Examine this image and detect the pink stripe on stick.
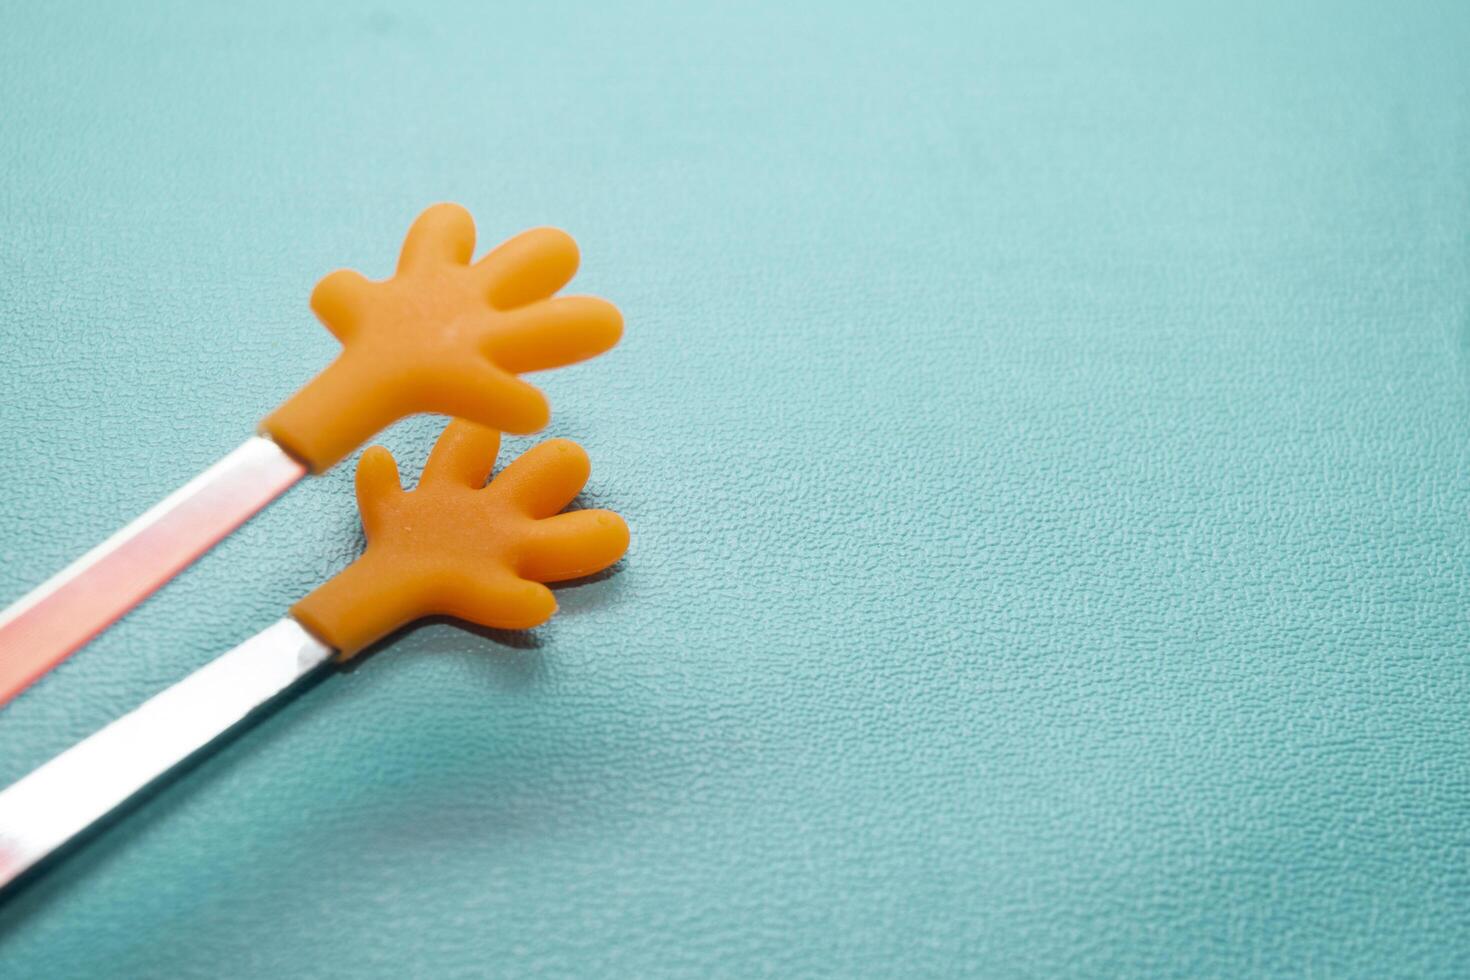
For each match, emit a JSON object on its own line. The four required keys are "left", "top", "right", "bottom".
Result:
{"left": 0, "top": 438, "right": 306, "bottom": 708}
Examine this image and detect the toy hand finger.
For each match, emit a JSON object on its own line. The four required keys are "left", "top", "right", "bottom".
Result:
{"left": 442, "top": 573, "right": 557, "bottom": 631}
{"left": 487, "top": 296, "right": 623, "bottom": 374}
{"left": 519, "top": 509, "right": 629, "bottom": 582}
{"left": 419, "top": 419, "right": 501, "bottom": 489}
{"left": 474, "top": 227, "right": 579, "bottom": 310}
{"left": 488, "top": 439, "right": 591, "bottom": 518}
{"left": 310, "top": 269, "right": 375, "bottom": 342}
{"left": 420, "top": 362, "right": 550, "bottom": 435}
{"left": 396, "top": 202, "right": 475, "bottom": 275}
{"left": 354, "top": 445, "right": 403, "bottom": 534}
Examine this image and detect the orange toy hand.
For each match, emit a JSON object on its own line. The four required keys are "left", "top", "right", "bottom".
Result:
{"left": 292, "top": 420, "right": 629, "bottom": 657}
{"left": 262, "top": 204, "right": 623, "bottom": 472}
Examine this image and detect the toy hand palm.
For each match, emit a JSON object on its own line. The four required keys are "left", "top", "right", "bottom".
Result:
{"left": 292, "top": 420, "right": 629, "bottom": 656}
{"left": 263, "top": 204, "right": 623, "bottom": 471}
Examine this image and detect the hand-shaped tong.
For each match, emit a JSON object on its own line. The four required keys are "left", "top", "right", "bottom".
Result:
{"left": 0, "top": 205, "right": 622, "bottom": 705}
{"left": 0, "top": 420, "right": 629, "bottom": 893}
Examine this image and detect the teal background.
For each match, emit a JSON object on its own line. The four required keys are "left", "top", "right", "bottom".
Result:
{"left": 2, "top": 0, "right": 1469, "bottom": 975}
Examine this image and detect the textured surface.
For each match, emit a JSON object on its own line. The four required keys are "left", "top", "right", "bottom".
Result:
{"left": 2, "top": 0, "right": 1469, "bottom": 976}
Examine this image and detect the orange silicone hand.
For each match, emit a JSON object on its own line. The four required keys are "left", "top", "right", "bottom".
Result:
{"left": 291, "top": 420, "right": 629, "bottom": 657}
{"left": 261, "top": 204, "right": 623, "bottom": 471}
